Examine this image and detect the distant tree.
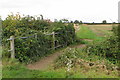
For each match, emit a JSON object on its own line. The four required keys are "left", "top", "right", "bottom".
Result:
{"left": 74, "top": 20, "right": 79, "bottom": 24}
{"left": 59, "top": 20, "right": 62, "bottom": 23}
{"left": 80, "top": 21, "right": 83, "bottom": 24}
{"left": 61, "top": 19, "right": 69, "bottom": 23}
{"left": 113, "top": 22, "right": 116, "bottom": 24}
{"left": 102, "top": 20, "right": 107, "bottom": 24}
{"left": 70, "top": 21, "right": 73, "bottom": 23}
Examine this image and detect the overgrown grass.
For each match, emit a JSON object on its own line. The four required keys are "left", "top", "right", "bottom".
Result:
{"left": 53, "top": 48, "right": 119, "bottom": 78}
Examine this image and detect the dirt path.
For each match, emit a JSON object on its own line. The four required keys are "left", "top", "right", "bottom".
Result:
{"left": 27, "top": 44, "right": 86, "bottom": 70}
{"left": 27, "top": 50, "right": 64, "bottom": 70}
{"left": 27, "top": 25, "right": 92, "bottom": 70}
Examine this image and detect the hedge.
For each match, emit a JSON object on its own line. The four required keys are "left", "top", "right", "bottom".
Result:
{"left": 2, "top": 14, "right": 76, "bottom": 63}
{"left": 85, "top": 25, "right": 120, "bottom": 64}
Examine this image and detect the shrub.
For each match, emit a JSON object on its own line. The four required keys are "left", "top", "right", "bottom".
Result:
{"left": 54, "top": 48, "right": 79, "bottom": 69}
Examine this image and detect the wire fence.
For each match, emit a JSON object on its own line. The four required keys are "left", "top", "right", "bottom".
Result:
{"left": 7, "top": 31, "right": 73, "bottom": 59}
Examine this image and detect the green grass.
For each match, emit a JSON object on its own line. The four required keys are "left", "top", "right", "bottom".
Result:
{"left": 76, "top": 25, "right": 104, "bottom": 42}
{"left": 2, "top": 61, "right": 119, "bottom": 78}
{"left": 3, "top": 67, "right": 66, "bottom": 78}
{"left": 76, "top": 25, "right": 99, "bottom": 39}
{"left": 2, "top": 60, "right": 66, "bottom": 78}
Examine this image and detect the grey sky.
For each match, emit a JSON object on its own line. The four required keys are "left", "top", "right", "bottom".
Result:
{"left": 0, "top": 0, "right": 119, "bottom": 22}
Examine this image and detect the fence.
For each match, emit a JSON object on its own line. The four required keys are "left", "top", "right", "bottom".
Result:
{"left": 7, "top": 31, "right": 70, "bottom": 59}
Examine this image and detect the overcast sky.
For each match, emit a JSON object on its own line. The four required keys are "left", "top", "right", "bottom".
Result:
{"left": 0, "top": 0, "right": 119, "bottom": 23}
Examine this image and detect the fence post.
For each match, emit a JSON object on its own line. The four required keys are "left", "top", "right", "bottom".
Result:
{"left": 10, "top": 36, "right": 15, "bottom": 59}
{"left": 52, "top": 32, "right": 55, "bottom": 50}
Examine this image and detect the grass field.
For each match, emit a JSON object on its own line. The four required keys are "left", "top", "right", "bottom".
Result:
{"left": 76, "top": 25, "right": 105, "bottom": 45}
{"left": 76, "top": 24, "right": 114, "bottom": 44}
{"left": 87, "top": 25, "right": 113, "bottom": 37}
{"left": 76, "top": 25, "right": 103, "bottom": 40}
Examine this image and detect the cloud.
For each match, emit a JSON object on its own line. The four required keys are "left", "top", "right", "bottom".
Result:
{"left": 0, "top": 0, "right": 119, "bottom": 22}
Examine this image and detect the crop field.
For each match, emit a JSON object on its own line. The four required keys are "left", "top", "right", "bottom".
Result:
{"left": 76, "top": 25, "right": 110, "bottom": 43}
{"left": 1, "top": 14, "right": 120, "bottom": 78}
{"left": 87, "top": 25, "right": 113, "bottom": 37}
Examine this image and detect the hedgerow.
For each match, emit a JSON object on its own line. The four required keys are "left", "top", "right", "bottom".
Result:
{"left": 85, "top": 25, "right": 120, "bottom": 64}
{"left": 2, "top": 13, "right": 75, "bottom": 63}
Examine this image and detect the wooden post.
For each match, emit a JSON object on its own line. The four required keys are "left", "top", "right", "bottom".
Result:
{"left": 10, "top": 36, "right": 15, "bottom": 59}
{"left": 52, "top": 32, "right": 55, "bottom": 50}
{"left": 0, "top": 17, "right": 2, "bottom": 46}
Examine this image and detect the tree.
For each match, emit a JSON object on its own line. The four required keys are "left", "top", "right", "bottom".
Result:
{"left": 74, "top": 20, "right": 79, "bottom": 24}
{"left": 80, "top": 21, "right": 83, "bottom": 24}
{"left": 113, "top": 22, "right": 116, "bottom": 24}
{"left": 102, "top": 20, "right": 107, "bottom": 24}
{"left": 70, "top": 21, "right": 73, "bottom": 23}
{"left": 61, "top": 19, "right": 69, "bottom": 23}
